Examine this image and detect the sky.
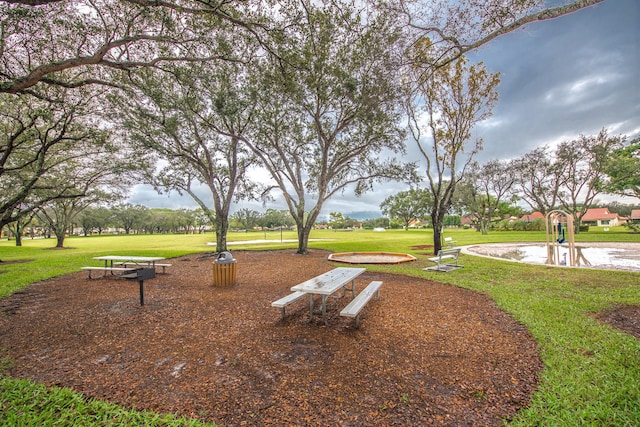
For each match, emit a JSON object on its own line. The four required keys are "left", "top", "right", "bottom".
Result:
{"left": 128, "top": 0, "right": 640, "bottom": 220}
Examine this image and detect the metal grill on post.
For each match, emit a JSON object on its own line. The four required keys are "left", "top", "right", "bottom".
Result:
{"left": 122, "top": 268, "right": 156, "bottom": 305}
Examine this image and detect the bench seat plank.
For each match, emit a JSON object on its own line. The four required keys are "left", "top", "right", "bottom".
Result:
{"left": 272, "top": 291, "right": 307, "bottom": 319}
{"left": 428, "top": 254, "right": 455, "bottom": 262}
{"left": 340, "top": 281, "right": 382, "bottom": 328}
{"left": 114, "top": 262, "right": 172, "bottom": 273}
{"left": 81, "top": 266, "right": 137, "bottom": 279}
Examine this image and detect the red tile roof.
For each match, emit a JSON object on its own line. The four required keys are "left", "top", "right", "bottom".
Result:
{"left": 581, "top": 208, "right": 619, "bottom": 221}
{"left": 520, "top": 212, "right": 544, "bottom": 221}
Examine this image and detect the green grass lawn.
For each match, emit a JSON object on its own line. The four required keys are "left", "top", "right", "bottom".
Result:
{"left": 1, "top": 228, "right": 639, "bottom": 426}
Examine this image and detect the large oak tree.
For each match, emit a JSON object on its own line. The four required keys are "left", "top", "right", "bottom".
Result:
{"left": 0, "top": 87, "right": 126, "bottom": 230}
{"left": 245, "top": 0, "right": 416, "bottom": 254}
{"left": 112, "top": 56, "right": 260, "bottom": 251}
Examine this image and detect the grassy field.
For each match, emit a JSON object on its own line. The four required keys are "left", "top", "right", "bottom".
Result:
{"left": 1, "top": 228, "right": 639, "bottom": 426}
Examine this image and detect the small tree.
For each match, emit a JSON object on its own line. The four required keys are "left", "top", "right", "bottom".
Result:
{"left": 603, "top": 136, "right": 640, "bottom": 201}
{"left": 405, "top": 54, "right": 500, "bottom": 254}
{"left": 458, "top": 160, "right": 516, "bottom": 235}
{"left": 260, "top": 209, "right": 294, "bottom": 230}
{"left": 512, "top": 146, "right": 562, "bottom": 216}
{"left": 555, "top": 129, "right": 624, "bottom": 233}
{"left": 232, "top": 208, "right": 261, "bottom": 231}
{"left": 329, "top": 212, "right": 346, "bottom": 230}
{"left": 380, "top": 189, "right": 432, "bottom": 230}
{"left": 6, "top": 212, "right": 37, "bottom": 247}
{"left": 113, "top": 204, "right": 149, "bottom": 235}
{"left": 37, "top": 187, "right": 121, "bottom": 248}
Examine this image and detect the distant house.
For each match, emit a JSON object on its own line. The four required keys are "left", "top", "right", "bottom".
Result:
{"left": 520, "top": 212, "right": 544, "bottom": 222}
{"left": 460, "top": 215, "right": 477, "bottom": 226}
{"left": 408, "top": 218, "right": 422, "bottom": 228}
{"left": 580, "top": 208, "right": 623, "bottom": 227}
{"left": 630, "top": 209, "right": 640, "bottom": 224}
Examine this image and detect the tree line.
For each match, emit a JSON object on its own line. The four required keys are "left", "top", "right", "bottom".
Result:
{"left": 1, "top": 0, "right": 617, "bottom": 255}
{"left": 1, "top": 204, "right": 307, "bottom": 246}
{"left": 381, "top": 131, "right": 640, "bottom": 236}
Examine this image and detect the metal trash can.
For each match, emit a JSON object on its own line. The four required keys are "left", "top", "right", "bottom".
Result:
{"left": 212, "top": 251, "right": 237, "bottom": 287}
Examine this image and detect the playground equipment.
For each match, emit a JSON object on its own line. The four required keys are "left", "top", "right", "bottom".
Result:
{"left": 545, "top": 210, "right": 577, "bottom": 266}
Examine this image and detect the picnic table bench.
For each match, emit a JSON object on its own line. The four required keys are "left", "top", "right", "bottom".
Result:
{"left": 81, "top": 266, "right": 137, "bottom": 279}
{"left": 271, "top": 267, "right": 365, "bottom": 324}
{"left": 83, "top": 255, "right": 167, "bottom": 279}
{"left": 114, "top": 261, "right": 172, "bottom": 274}
{"left": 272, "top": 269, "right": 384, "bottom": 327}
{"left": 271, "top": 291, "right": 307, "bottom": 319}
{"left": 425, "top": 248, "right": 463, "bottom": 272}
{"left": 340, "top": 281, "right": 382, "bottom": 328}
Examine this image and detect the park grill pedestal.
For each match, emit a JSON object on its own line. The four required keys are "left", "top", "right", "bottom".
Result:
{"left": 121, "top": 268, "right": 156, "bottom": 305}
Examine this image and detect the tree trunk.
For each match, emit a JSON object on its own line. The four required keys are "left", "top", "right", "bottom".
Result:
{"left": 56, "top": 235, "right": 65, "bottom": 248}
{"left": 297, "top": 224, "right": 311, "bottom": 255}
{"left": 432, "top": 221, "right": 443, "bottom": 255}
{"left": 573, "top": 214, "right": 581, "bottom": 234}
{"left": 296, "top": 208, "right": 321, "bottom": 255}
{"left": 480, "top": 219, "right": 489, "bottom": 235}
{"left": 432, "top": 224, "right": 443, "bottom": 255}
{"left": 432, "top": 200, "right": 452, "bottom": 255}
{"left": 215, "top": 216, "right": 229, "bottom": 252}
{"left": 14, "top": 221, "right": 23, "bottom": 247}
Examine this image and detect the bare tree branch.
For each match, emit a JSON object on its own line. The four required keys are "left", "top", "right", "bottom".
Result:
{"left": 456, "top": 0, "right": 606, "bottom": 58}
{"left": 400, "top": 0, "right": 606, "bottom": 70}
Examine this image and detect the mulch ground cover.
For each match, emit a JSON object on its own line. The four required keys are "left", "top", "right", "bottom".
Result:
{"left": 2, "top": 248, "right": 628, "bottom": 426}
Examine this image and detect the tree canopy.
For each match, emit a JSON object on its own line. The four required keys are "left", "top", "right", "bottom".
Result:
{"left": 1, "top": 0, "right": 610, "bottom": 244}
{"left": 0, "top": 87, "right": 129, "bottom": 230}
{"left": 244, "top": 1, "right": 416, "bottom": 254}
{"left": 603, "top": 136, "right": 640, "bottom": 201}
{"left": 380, "top": 188, "right": 432, "bottom": 230}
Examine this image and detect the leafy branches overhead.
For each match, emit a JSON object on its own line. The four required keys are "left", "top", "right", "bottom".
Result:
{"left": 1, "top": 0, "right": 604, "bottom": 97}
{"left": 0, "top": 87, "right": 127, "bottom": 230}
{"left": 0, "top": 0, "right": 265, "bottom": 96}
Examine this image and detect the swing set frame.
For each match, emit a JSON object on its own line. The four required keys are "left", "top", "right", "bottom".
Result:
{"left": 545, "top": 210, "right": 577, "bottom": 266}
